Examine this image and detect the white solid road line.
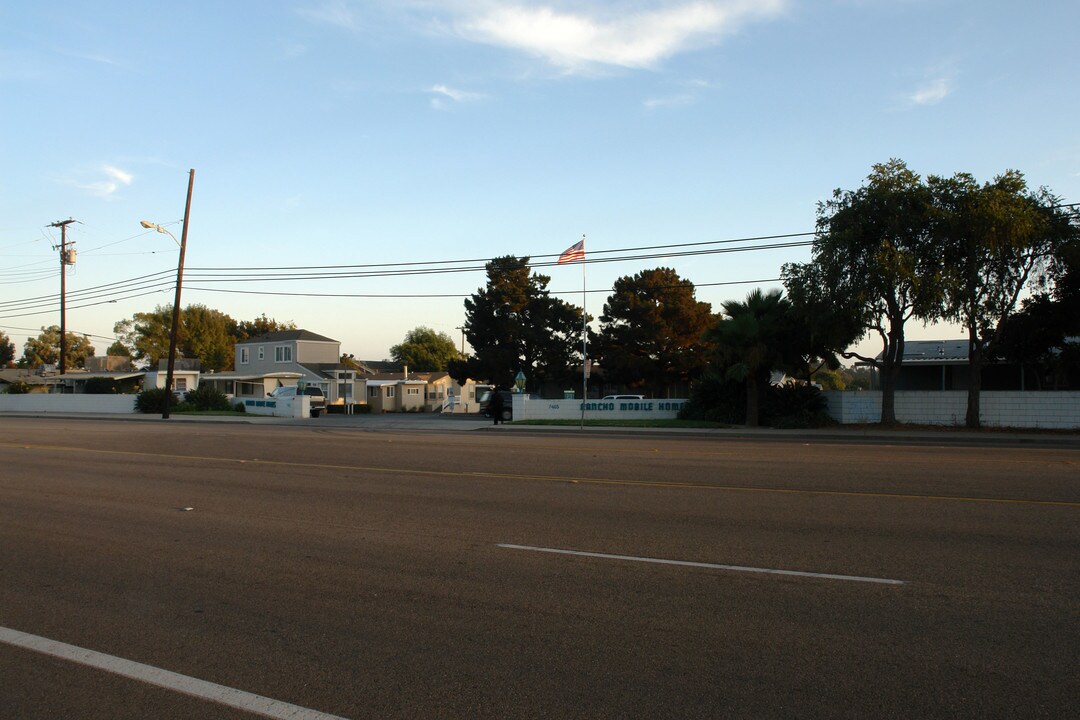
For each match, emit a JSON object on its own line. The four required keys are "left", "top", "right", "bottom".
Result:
{"left": 498, "top": 544, "right": 906, "bottom": 586}
{"left": 0, "top": 626, "right": 350, "bottom": 720}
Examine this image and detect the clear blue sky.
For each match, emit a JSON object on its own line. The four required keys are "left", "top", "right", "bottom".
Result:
{"left": 2, "top": 1, "right": 1078, "bottom": 362}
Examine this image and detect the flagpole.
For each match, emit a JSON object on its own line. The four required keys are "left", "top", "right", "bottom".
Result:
{"left": 580, "top": 234, "right": 587, "bottom": 430}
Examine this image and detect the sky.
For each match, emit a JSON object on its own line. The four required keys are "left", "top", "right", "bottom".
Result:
{"left": 2, "top": 0, "right": 1078, "bottom": 364}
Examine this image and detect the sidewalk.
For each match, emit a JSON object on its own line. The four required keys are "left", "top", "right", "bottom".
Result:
{"left": 3, "top": 410, "right": 1078, "bottom": 448}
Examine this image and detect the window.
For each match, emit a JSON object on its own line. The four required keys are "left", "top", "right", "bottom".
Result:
{"left": 175, "top": 378, "right": 187, "bottom": 391}
{"left": 407, "top": 387, "right": 420, "bottom": 396}
{"left": 258, "top": 347, "right": 265, "bottom": 360}
{"left": 386, "top": 386, "right": 395, "bottom": 398}
{"left": 275, "top": 346, "right": 292, "bottom": 362}
{"left": 240, "top": 347, "right": 249, "bottom": 364}
{"left": 369, "top": 387, "right": 378, "bottom": 398}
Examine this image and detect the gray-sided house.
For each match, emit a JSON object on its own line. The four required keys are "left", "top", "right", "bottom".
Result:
{"left": 200, "top": 330, "right": 359, "bottom": 404}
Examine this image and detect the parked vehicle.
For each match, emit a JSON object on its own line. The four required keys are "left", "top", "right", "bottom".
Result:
{"left": 602, "top": 394, "right": 645, "bottom": 400}
{"left": 480, "top": 389, "right": 514, "bottom": 421}
{"left": 270, "top": 385, "right": 326, "bottom": 417}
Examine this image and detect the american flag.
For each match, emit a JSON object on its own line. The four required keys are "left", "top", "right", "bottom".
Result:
{"left": 558, "top": 238, "right": 585, "bottom": 264}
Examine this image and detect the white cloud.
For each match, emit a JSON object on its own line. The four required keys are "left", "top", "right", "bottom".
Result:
{"left": 431, "top": 84, "right": 484, "bottom": 102}
{"left": 56, "top": 49, "right": 120, "bottom": 67}
{"left": 445, "top": 1, "right": 789, "bottom": 72}
{"left": 76, "top": 165, "right": 134, "bottom": 199}
{"left": 104, "top": 166, "right": 133, "bottom": 186}
{"left": 297, "top": 0, "right": 359, "bottom": 30}
{"left": 644, "top": 94, "right": 696, "bottom": 109}
{"left": 908, "top": 77, "right": 951, "bottom": 106}
{"left": 429, "top": 84, "right": 486, "bottom": 109}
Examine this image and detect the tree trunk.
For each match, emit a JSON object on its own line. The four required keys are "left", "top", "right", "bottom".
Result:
{"left": 745, "top": 377, "right": 760, "bottom": 427}
{"left": 965, "top": 329, "right": 983, "bottom": 429}
{"left": 879, "top": 360, "right": 897, "bottom": 426}
{"left": 879, "top": 328, "right": 904, "bottom": 427}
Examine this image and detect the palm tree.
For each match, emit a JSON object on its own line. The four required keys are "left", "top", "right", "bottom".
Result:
{"left": 709, "top": 289, "right": 794, "bottom": 426}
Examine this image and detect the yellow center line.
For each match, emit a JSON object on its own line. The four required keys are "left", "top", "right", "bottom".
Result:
{"left": 3, "top": 441, "right": 1078, "bottom": 508}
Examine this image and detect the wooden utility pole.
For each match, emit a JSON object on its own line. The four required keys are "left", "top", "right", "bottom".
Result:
{"left": 49, "top": 218, "right": 76, "bottom": 376}
{"left": 162, "top": 169, "right": 195, "bottom": 420}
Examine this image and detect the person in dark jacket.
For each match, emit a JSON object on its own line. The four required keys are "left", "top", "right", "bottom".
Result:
{"left": 488, "top": 387, "right": 505, "bottom": 425}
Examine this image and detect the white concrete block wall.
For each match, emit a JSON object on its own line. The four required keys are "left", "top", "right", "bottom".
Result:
{"left": 0, "top": 394, "right": 136, "bottom": 413}
{"left": 822, "top": 391, "right": 1080, "bottom": 429}
{"left": 513, "top": 394, "right": 687, "bottom": 421}
{"left": 239, "top": 395, "right": 308, "bottom": 418}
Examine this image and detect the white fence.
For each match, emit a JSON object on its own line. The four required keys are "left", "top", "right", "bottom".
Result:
{"left": 0, "top": 394, "right": 137, "bottom": 414}
{"left": 823, "top": 391, "right": 1080, "bottom": 429}
{"left": 0, "top": 393, "right": 308, "bottom": 418}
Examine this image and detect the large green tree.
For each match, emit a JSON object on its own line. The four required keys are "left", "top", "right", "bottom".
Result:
{"left": 390, "top": 326, "right": 461, "bottom": 371}
{"left": 18, "top": 326, "right": 96, "bottom": 369}
{"left": 930, "top": 170, "right": 1077, "bottom": 426}
{"left": 0, "top": 330, "right": 15, "bottom": 367}
{"left": 114, "top": 307, "right": 295, "bottom": 371}
{"left": 113, "top": 306, "right": 172, "bottom": 365}
{"left": 708, "top": 289, "right": 798, "bottom": 427}
{"left": 460, "top": 256, "right": 584, "bottom": 391}
{"left": 595, "top": 268, "right": 713, "bottom": 395}
{"left": 783, "top": 159, "right": 939, "bottom": 425}
{"left": 234, "top": 314, "right": 297, "bottom": 340}
{"left": 780, "top": 261, "right": 862, "bottom": 380}
{"left": 995, "top": 221, "right": 1080, "bottom": 390}
{"left": 182, "top": 305, "right": 236, "bottom": 371}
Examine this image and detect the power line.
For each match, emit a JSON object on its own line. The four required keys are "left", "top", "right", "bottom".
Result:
{"left": 184, "top": 277, "right": 782, "bottom": 300}
{"left": 179, "top": 239, "right": 812, "bottom": 284}
{"left": 185, "top": 231, "right": 815, "bottom": 273}
{"left": 0, "top": 323, "right": 116, "bottom": 343}
{"left": 0, "top": 270, "right": 59, "bottom": 285}
{"left": 0, "top": 269, "right": 175, "bottom": 310}
{"left": 0, "top": 287, "right": 173, "bottom": 320}
{"left": 0, "top": 233, "right": 807, "bottom": 316}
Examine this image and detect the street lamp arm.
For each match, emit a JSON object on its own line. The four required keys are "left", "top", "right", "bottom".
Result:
{"left": 140, "top": 220, "right": 180, "bottom": 246}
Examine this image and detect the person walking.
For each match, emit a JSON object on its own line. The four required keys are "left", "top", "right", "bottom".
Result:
{"left": 488, "top": 388, "right": 505, "bottom": 425}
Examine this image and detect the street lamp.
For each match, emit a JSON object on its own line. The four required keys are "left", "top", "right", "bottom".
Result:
{"left": 140, "top": 220, "right": 180, "bottom": 246}
{"left": 141, "top": 168, "right": 195, "bottom": 419}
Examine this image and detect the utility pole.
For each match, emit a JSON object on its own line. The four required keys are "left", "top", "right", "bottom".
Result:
{"left": 162, "top": 169, "right": 195, "bottom": 420}
{"left": 49, "top": 218, "right": 76, "bottom": 377}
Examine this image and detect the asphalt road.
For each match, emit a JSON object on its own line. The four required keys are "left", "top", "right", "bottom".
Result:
{"left": 1, "top": 418, "right": 1077, "bottom": 719}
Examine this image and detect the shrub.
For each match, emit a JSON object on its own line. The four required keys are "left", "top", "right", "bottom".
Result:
{"left": 182, "top": 384, "right": 233, "bottom": 411}
{"left": 135, "top": 387, "right": 178, "bottom": 414}
{"left": 5, "top": 380, "right": 32, "bottom": 394}
{"left": 761, "top": 383, "right": 833, "bottom": 428}
{"left": 234, "top": 402, "right": 246, "bottom": 413}
{"left": 678, "top": 372, "right": 745, "bottom": 423}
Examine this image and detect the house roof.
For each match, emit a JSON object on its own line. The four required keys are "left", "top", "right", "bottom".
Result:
{"left": 56, "top": 372, "right": 145, "bottom": 381}
{"left": 873, "top": 340, "right": 970, "bottom": 365}
{"left": 299, "top": 362, "right": 348, "bottom": 379}
{"left": 236, "top": 330, "right": 338, "bottom": 345}
{"left": 0, "top": 370, "right": 54, "bottom": 385}
{"left": 368, "top": 371, "right": 450, "bottom": 382}
{"left": 200, "top": 371, "right": 303, "bottom": 381}
{"left": 355, "top": 360, "right": 403, "bottom": 375}
{"left": 366, "top": 378, "right": 427, "bottom": 387}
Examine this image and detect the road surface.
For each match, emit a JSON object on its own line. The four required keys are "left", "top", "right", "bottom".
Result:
{"left": 1, "top": 418, "right": 1077, "bottom": 718}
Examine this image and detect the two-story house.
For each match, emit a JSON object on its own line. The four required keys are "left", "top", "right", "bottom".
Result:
{"left": 201, "top": 330, "right": 360, "bottom": 404}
